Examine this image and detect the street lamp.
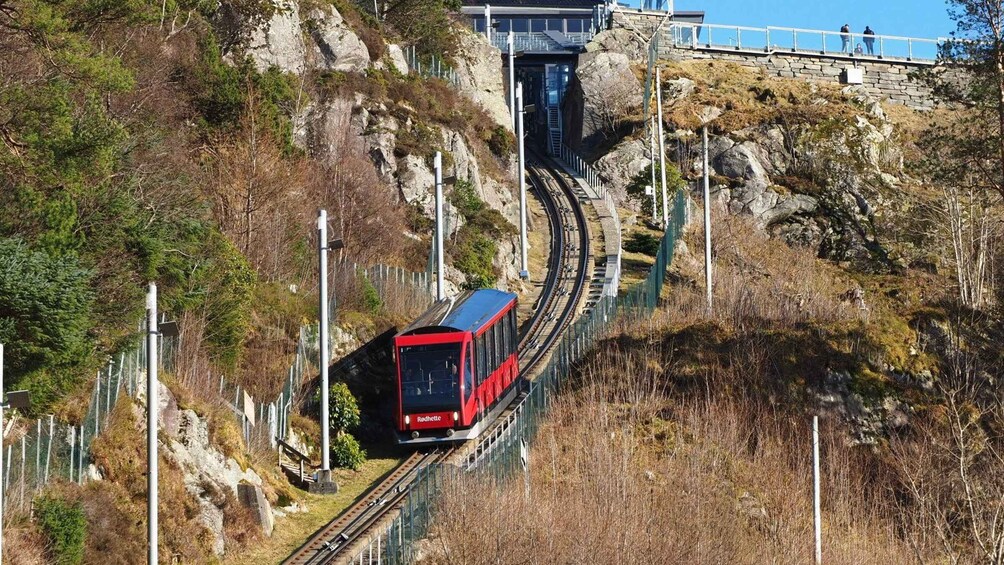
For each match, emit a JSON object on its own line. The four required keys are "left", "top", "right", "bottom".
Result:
{"left": 0, "top": 343, "right": 30, "bottom": 565}
{"left": 516, "top": 83, "right": 532, "bottom": 280}
{"left": 145, "top": 282, "right": 177, "bottom": 564}
{"left": 316, "top": 210, "right": 344, "bottom": 488}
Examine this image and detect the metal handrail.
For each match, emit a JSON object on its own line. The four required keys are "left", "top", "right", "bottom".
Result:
{"left": 665, "top": 21, "right": 941, "bottom": 62}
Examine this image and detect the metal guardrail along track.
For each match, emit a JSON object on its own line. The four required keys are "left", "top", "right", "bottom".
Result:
{"left": 283, "top": 145, "right": 594, "bottom": 564}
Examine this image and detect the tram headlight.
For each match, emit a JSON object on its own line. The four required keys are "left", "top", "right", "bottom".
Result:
{"left": 404, "top": 415, "right": 410, "bottom": 425}
{"left": 453, "top": 411, "right": 459, "bottom": 422}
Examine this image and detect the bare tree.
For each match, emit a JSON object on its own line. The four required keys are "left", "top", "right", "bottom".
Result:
{"left": 204, "top": 78, "right": 304, "bottom": 275}
{"left": 940, "top": 182, "right": 1001, "bottom": 308}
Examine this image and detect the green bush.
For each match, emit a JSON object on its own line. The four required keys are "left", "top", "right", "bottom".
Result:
{"left": 35, "top": 495, "right": 87, "bottom": 565}
{"left": 455, "top": 229, "right": 497, "bottom": 289}
{"left": 360, "top": 274, "right": 383, "bottom": 314}
{"left": 330, "top": 433, "right": 366, "bottom": 470}
{"left": 0, "top": 238, "right": 93, "bottom": 411}
{"left": 328, "top": 382, "right": 361, "bottom": 433}
{"left": 487, "top": 126, "right": 515, "bottom": 158}
{"left": 624, "top": 233, "right": 662, "bottom": 256}
{"left": 626, "top": 163, "right": 685, "bottom": 218}
{"left": 450, "top": 179, "right": 484, "bottom": 218}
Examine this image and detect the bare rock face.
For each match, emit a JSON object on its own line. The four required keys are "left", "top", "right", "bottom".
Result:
{"left": 246, "top": 2, "right": 307, "bottom": 74}
{"left": 593, "top": 138, "right": 651, "bottom": 208}
{"left": 169, "top": 408, "right": 274, "bottom": 553}
{"left": 245, "top": 1, "right": 370, "bottom": 74}
{"left": 305, "top": 6, "right": 371, "bottom": 72}
{"left": 453, "top": 32, "right": 512, "bottom": 129}
{"left": 585, "top": 28, "right": 649, "bottom": 62}
{"left": 387, "top": 44, "right": 409, "bottom": 76}
{"left": 131, "top": 377, "right": 274, "bottom": 555}
{"left": 564, "top": 51, "right": 643, "bottom": 154}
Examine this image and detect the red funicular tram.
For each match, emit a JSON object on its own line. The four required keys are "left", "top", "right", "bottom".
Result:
{"left": 395, "top": 289, "right": 520, "bottom": 444}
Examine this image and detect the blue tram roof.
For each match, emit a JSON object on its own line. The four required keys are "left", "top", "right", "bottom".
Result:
{"left": 398, "top": 289, "right": 516, "bottom": 337}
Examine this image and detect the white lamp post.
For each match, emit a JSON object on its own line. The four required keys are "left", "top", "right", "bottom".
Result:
{"left": 0, "top": 345, "right": 30, "bottom": 565}
{"left": 434, "top": 152, "right": 446, "bottom": 299}
{"left": 517, "top": 82, "right": 529, "bottom": 280}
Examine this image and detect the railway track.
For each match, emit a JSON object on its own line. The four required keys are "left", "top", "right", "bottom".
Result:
{"left": 283, "top": 147, "right": 594, "bottom": 564}
{"left": 283, "top": 449, "right": 449, "bottom": 564}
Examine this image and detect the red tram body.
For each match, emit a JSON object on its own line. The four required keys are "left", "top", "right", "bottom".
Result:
{"left": 395, "top": 289, "right": 520, "bottom": 444}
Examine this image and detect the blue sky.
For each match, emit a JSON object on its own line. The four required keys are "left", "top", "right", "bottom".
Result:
{"left": 672, "top": 0, "right": 956, "bottom": 40}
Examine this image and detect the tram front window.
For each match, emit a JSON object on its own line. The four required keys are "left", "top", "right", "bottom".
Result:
{"left": 399, "top": 343, "right": 462, "bottom": 413}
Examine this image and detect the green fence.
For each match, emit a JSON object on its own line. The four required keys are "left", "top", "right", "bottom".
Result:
{"left": 349, "top": 189, "right": 689, "bottom": 563}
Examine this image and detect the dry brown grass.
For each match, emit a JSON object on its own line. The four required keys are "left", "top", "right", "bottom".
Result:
{"left": 424, "top": 341, "right": 920, "bottom": 564}
{"left": 653, "top": 60, "right": 861, "bottom": 134}
{"left": 1, "top": 521, "right": 49, "bottom": 565}
{"left": 662, "top": 209, "right": 862, "bottom": 331}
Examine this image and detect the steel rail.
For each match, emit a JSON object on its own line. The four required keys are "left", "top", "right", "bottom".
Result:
{"left": 283, "top": 145, "right": 595, "bottom": 565}
{"left": 282, "top": 449, "right": 449, "bottom": 565}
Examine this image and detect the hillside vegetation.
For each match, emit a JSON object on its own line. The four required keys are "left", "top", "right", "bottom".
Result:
{"left": 424, "top": 4, "right": 1004, "bottom": 561}
{"left": 0, "top": 0, "right": 518, "bottom": 560}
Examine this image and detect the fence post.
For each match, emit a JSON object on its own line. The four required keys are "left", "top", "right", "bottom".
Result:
{"left": 69, "top": 426, "right": 75, "bottom": 483}
{"left": 35, "top": 419, "right": 41, "bottom": 486}
{"left": 78, "top": 425, "right": 84, "bottom": 483}
{"left": 45, "top": 415, "right": 53, "bottom": 482}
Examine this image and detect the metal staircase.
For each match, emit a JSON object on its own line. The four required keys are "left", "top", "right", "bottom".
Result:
{"left": 547, "top": 105, "right": 562, "bottom": 155}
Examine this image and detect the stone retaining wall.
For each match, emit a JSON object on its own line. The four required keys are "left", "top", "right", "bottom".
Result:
{"left": 612, "top": 11, "right": 939, "bottom": 110}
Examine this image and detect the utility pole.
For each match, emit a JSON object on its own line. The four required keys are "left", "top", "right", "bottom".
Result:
{"left": 434, "top": 152, "right": 446, "bottom": 299}
{"left": 146, "top": 283, "right": 158, "bottom": 565}
{"left": 649, "top": 117, "right": 658, "bottom": 222}
{"left": 508, "top": 30, "right": 516, "bottom": 132}
{"left": 702, "top": 125, "right": 712, "bottom": 314}
{"left": 0, "top": 343, "right": 4, "bottom": 565}
{"left": 517, "top": 82, "right": 529, "bottom": 280}
{"left": 813, "top": 415, "right": 822, "bottom": 565}
{"left": 484, "top": 4, "right": 492, "bottom": 42}
{"left": 0, "top": 345, "right": 30, "bottom": 563}
{"left": 317, "top": 210, "right": 330, "bottom": 479}
{"left": 656, "top": 66, "right": 669, "bottom": 228}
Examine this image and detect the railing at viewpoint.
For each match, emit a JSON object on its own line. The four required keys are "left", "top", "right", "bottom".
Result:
{"left": 664, "top": 22, "right": 941, "bottom": 63}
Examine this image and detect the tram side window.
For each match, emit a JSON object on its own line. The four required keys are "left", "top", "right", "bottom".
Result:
{"left": 508, "top": 309, "right": 515, "bottom": 357}
{"left": 465, "top": 344, "right": 474, "bottom": 399}
{"left": 477, "top": 335, "right": 486, "bottom": 384}
{"left": 495, "top": 318, "right": 503, "bottom": 367}
{"left": 490, "top": 324, "right": 498, "bottom": 371}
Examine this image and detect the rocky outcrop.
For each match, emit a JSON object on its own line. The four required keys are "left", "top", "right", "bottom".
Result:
{"left": 305, "top": 6, "right": 371, "bottom": 72}
{"left": 302, "top": 93, "right": 521, "bottom": 289}
{"left": 246, "top": 3, "right": 307, "bottom": 74}
{"left": 585, "top": 28, "right": 649, "bottom": 62}
{"left": 593, "top": 138, "right": 650, "bottom": 204}
{"left": 453, "top": 32, "right": 512, "bottom": 129}
{"left": 134, "top": 378, "right": 274, "bottom": 556}
{"left": 245, "top": 1, "right": 370, "bottom": 74}
{"left": 564, "top": 51, "right": 643, "bottom": 154}
{"left": 386, "top": 44, "right": 409, "bottom": 76}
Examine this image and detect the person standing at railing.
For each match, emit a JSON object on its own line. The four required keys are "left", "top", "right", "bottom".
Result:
{"left": 863, "top": 26, "right": 876, "bottom": 55}
{"left": 840, "top": 24, "right": 851, "bottom": 53}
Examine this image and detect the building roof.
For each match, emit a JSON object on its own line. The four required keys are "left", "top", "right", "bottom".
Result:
{"left": 462, "top": 0, "right": 601, "bottom": 8}
{"left": 399, "top": 289, "right": 517, "bottom": 336}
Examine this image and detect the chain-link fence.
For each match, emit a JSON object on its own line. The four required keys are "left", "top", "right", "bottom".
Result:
{"left": 349, "top": 189, "right": 689, "bottom": 563}
{"left": 0, "top": 259, "right": 434, "bottom": 511}
{"left": 214, "top": 260, "right": 434, "bottom": 453}
{"left": 1, "top": 332, "right": 151, "bottom": 515}
{"left": 404, "top": 45, "right": 459, "bottom": 87}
